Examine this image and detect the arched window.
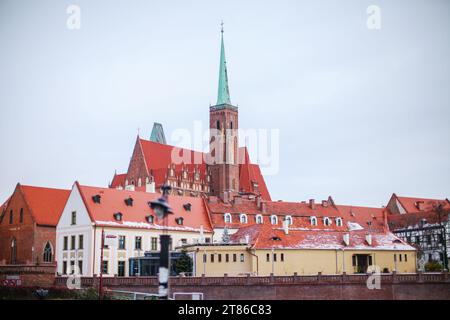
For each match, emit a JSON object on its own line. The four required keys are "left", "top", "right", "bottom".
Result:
{"left": 43, "top": 242, "right": 53, "bottom": 262}
{"left": 270, "top": 215, "right": 278, "bottom": 225}
{"left": 10, "top": 238, "right": 17, "bottom": 264}
{"left": 285, "top": 215, "right": 293, "bottom": 225}
{"left": 323, "top": 217, "right": 332, "bottom": 227}
{"left": 310, "top": 216, "right": 318, "bottom": 226}
{"left": 224, "top": 213, "right": 232, "bottom": 223}
{"left": 230, "top": 121, "right": 233, "bottom": 129}
{"left": 239, "top": 214, "right": 248, "bottom": 224}
{"left": 335, "top": 217, "right": 343, "bottom": 227}
{"left": 216, "top": 121, "right": 220, "bottom": 130}
{"left": 255, "top": 214, "right": 263, "bottom": 224}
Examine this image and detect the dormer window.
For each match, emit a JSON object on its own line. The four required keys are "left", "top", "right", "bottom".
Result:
{"left": 124, "top": 197, "right": 133, "bottom": 206}
{"left": 310, "top": 216, "right": 318, "bottom": 226}
{"left": 113, "top": 212, "right": 123, "bottom": 221}
{"left": 92, "top": 194, "right": 101, "bottom": 204}
{"left": 323, "top": 217, "right": 332, "bottom": 226}
{"left": 255, "top": 214, "right": 263, "bottom": 224}
{"left": 270, "top": 215, "right": 278, "bottom": 225}
{"left": 285, "top": 215, "right": 293, "bottom": 225}
{"left": 224, "top": 213, "right": 232, "bottom": 223}
{"left": 335, "top": 217, "right": 343, "bottom": 227}
{"left": 146, "top": 215, "right": 154, "bottom": 224}
{"left": 239, "top": 214, "right": 248, "bottom": 224}
{"left": 183, "top": 203, "right": 192, "bottom": 211}
{"left": 176, "top": 217, "right": 184, "bottom": 225}
{"left": 271, "top": 236, "right": 282, "bottom": 241}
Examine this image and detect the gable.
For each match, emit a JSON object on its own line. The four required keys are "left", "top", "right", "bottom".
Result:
{"left": 56, "top": 184, "right": 93, "bottom": 230}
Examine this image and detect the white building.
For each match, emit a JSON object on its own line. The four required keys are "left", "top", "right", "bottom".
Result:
{"left": 56, "top": 182, "right": 213, "bottom": 277}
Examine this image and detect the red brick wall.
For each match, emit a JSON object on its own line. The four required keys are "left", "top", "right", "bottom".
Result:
{"left": 126, "top": 138, "right": 150, "bottom": 188}
{"left": 0, "top": 186, "right": 56, "bottom": 265}
{"left": 0, "top": 186, "right": 34, "bottom": 264}
{"left": 0, "top": 265, "right": 56, "bottom": 287}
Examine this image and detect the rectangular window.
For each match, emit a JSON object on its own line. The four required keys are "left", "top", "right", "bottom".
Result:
{"left": 19, "top": 208, "right": 23, "bottom": 223}
{"left": 205, "top": 238, "right": 211, "bottom": 243}
{"left": 266, "top": 253, "right": 270, "bottom": 262}
{"left": 240, "top": 254, "right": 245, "bottom": 262}
{"left": 9, "top": 210, "right": 13, "bottom": 224}
{"left": 233, "top": 254, "right": 237, "bottom": 262}
{"left": 151, "top": 237, "right": 158, "bottom": 251}
{"left": 399, "top": 254, "right": 402, "bottom": 262}
{"left": 63, "top": 236, "right": 68, "bottom": 250}
{"left": 281, "top": 253, "right": 284, "bottom": 262}
{"left": 135, "top": 236, "right": 142, "bottom": 250}
{"left": 71, "top": 236, "right": 76, "bottom": 250}
{"left": 102, "top": 261, "right": 108, "bottom": 274}
{"left": 218, "top": 254, "right": 222, "bottom": 263}
{"left": 118, "top": 236, "right": 126, "bottom": 250}
{"left": 78, "top": 261, "right": 83, "bottom": 275}
{"left": 71, "top": 211, "right": 76, "bottom": 225}
{"left": 203, "top": 254, "right": 207, "bottom": 263}
{"left": 225, "top": 254, "right": 229, "bottom": 262}
{"left": 70, "top": 261, "right": 75, "bottom": 275}
{"left": 63, "top": 261, "right": 67, "bottom": 275}
{"left": 78, "top": 235, "right": 84, "bottom": 250}
{"left": 211, "top": 254, "right": 214, "bottom": 263}
{"left": 394, "top": 254, "right": 397, "bottom": 262}
{"left": 181, "top": 238, "right": 187, "bottom": 245}
{"left": 404, "top": 254, "right": 407, "bottom": 262}
{"left": 118, "top": 261, "right": 125, "bottom": 277}
{"left": 273, "top": 253, "right": 277, "bottom": 262}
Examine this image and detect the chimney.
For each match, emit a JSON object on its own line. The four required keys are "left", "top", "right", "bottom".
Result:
{"left": 222, "top": 191, "right": 229, "bottom": 203}
{"left": 343, "top": 234, "right": 350, "bottom": 246}
{"left": 309, "top": 199, "right": 316, "bottom": 210}
{"left": 256, "top": 195, "right": 262, "bottom": 208}
{"left": 365, "top": 234, "right": 372, "bottom": 246}
{"left": 245, "top": 234, "right": 250, "bottom": 244}
{"left": 322, "top": 200, "right": 328, "bottom": 207}
{"left": 145, "top": 181, "right": 155, "bottom": 193}
{"left": 283, "top": 219, "right": 289, "bottom": 235}
{"left": 261, "top": 202, "right": 267, "bottom": 213}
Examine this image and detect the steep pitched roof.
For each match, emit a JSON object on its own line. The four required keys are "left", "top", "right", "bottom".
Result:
{"left": 19, "top": 185, "right": 70, "bottom": 226}
{"left": 110, "top": 173, "right": 127, "bottom": 188}
{"left": 239, "top": 147, "right": 271, "bottom": 201}
{"left": 395, "top": 195, "right": 450, "bottom": 214}
{"left": 76, "top": 183, "right": 213, "bottom": 232}
{"left": 231, "top": 224, "right": 415, "bottom": 251}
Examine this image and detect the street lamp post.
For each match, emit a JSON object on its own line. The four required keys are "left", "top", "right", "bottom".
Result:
{"left": 149, "top": 184, "right": 173, "bottom": 300}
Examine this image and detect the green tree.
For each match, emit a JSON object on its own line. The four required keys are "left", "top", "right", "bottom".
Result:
{"left": 174, "top": 250, "right": 193, "bottom": 275}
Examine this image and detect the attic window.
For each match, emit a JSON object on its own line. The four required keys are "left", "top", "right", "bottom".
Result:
{"left": 92, "top": 195, "right": 101, "bottom": 204}
{"left": 310, "top": 216, "right": 318, "bottom": 226}
{"left": 124, "top": 197, "right": 133, "bottom": 206}
{"left": 335, "top": 217, "right": 343, "bottom": 227}
{"left": 323, "top": 217, "right": 332, "bottom": 226}
{"left": 146, "top": 215, "right": 154, "bottom": 224}
{"left": 183, "top": 203, "right": 192, "bottom": 211}
{"left": 271, "top": 236, "right": 282, "bottom": 241}
{"left": 176, "top": 217, "right": 184, "bottom": 225}
{"left": 113, "top": 212, "right": 123, "bottom": 221}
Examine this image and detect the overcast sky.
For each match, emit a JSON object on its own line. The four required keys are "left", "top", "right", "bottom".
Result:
{"left": 0, "top": 0, "right": 449, "bottom": 207}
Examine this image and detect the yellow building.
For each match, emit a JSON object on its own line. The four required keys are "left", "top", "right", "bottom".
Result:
{"left": 185, "top": 224, "right": 417, "bottom": 276}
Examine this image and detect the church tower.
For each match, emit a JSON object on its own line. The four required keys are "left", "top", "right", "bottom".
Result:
{"left": 209, "top": 24, "right": 239, "bottom": 200}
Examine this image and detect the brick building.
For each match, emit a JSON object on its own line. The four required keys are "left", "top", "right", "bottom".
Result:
{"left": 109, "top": 28, "right": 271, "bottom": 202}
{"left": 0, "top": 184, "right": 70, "bottom": 266}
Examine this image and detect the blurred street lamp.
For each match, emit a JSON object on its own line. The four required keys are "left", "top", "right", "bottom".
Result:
{"left": 149, "top": 184, "right": 173, "bottom": 300}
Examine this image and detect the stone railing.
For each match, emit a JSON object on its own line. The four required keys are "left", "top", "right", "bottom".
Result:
{"left": 54, "top": 271, "right": 449, "bottom": 287}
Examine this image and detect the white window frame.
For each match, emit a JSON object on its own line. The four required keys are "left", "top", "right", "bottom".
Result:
{"left": 310, "top": 216, "right": 318, "bottom": 226}
{"left": 285, "top": 215, "right": 293, "bottom": 225}
{"left": 224, "top": 213, "right": 232, "bottom": 223}
{"left": 323, "top": 217, "right": 332, "bottom": 226}
{"left": 239, "top": 214, "right": 248, "bottom": 224}
{"left": 335, "top": 217, "right": 343, "bottom": 227}
{"left": 255, "top": 214, "right": 263, "bottom": 224}
{"left": 270, "top": 215, "right": 278, "bottom": 225}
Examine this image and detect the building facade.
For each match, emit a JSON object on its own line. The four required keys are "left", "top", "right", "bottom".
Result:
{"left": 0, "top": 184, "right": 69, "bottom": 266}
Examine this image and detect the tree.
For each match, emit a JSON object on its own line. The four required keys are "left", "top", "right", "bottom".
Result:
{"left": 174, "top": 250, "right": 192, "bottom": 275}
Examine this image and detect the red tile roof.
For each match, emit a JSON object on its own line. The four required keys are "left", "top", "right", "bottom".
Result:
{"left": 336, "top": 205, "right": 388, "bottom": 232}
{"left": 110, "top": 173, "right": 127, "bottom": 188}
{"left": 19, "top": 185, "right": 70, "bottom": 226}
{"left": 231, "top": 224, "right": 415, "bottom": 251}
{"left": 395, "top": 196, "right": 450, "bottom": 214}
{"left": 239, "top": 147, "right": 271, "bottom": 201}
{"left": 76, "top": 182, "right": 213, "bottom": 232}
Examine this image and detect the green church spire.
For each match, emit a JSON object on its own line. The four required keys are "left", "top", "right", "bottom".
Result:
{"left": 217, "top": 22, "right": 231, "bottom": 105}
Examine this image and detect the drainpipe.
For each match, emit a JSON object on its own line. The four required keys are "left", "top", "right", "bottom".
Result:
{"left": 247, "top": 248, "right": 258, "bottom": 276}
